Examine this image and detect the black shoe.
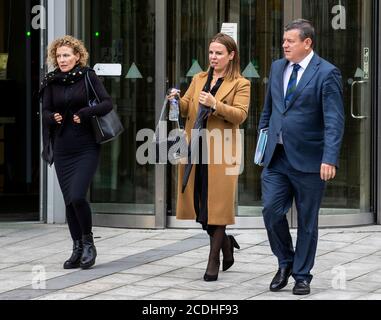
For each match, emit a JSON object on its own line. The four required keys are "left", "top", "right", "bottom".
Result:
{"left": 203, "top": 272, "right": 218, "bottom": 282}
{"left": 203, "top": 262, "right": 220, "bottom": 282}
{"left": 292, "top": 280, "right": 311, "bottom": 295}
{"left": 222, "top": 235, "right": 240, "bottom": 272}
{"left": 269, "top": 267, "right": 292, "bottom": 292}
{"left": 63, "top": 240, "right": 83, "bottom": 269}
{"left": 80, "top": 233, "right": 97, "bottom": 269}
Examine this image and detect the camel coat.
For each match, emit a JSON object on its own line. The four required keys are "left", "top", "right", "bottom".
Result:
{"left": 176, "top": 72, "right": 251, "bottom": 225}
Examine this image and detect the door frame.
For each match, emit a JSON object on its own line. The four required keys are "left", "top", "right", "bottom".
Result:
{"left": 66, "top": 0, "right": 168, "bottom": 229}
{"left": 92, "top": 0, "right": 168, "bottom": 229}
{"left": 375, "top": 0, "right": 381, "bottom": 224}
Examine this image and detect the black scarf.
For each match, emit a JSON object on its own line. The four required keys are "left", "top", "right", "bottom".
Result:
{"left": 39, "top": 65, "right": 90, "bottom": 96}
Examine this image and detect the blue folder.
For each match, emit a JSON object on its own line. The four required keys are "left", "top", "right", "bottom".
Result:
{"left": 254, "top": 128, "right": 268, "bottom": 166}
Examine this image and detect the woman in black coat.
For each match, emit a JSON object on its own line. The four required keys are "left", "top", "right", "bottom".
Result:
{"left": 40, "top": 35, "right": 112, "bottom": 269}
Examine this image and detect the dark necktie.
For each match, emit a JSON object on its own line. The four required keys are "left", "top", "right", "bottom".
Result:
{"left": 285, "top": 63, "right": 301, "bottom": 107}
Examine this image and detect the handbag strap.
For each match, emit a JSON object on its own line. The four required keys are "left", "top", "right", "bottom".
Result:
{"left": 85, "top": 71, "right": 101, "bottom": 104}
{"left": 155, "top": 97, "right": 169, "bottom": 137}
{"left": 155, "top": 96, "right": 184, "bottom": 137}
{"left": 84, "top": 73, "right": 90, "bottom": 102}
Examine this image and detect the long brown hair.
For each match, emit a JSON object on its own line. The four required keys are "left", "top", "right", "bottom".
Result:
{"left": 209, "top": 33, "right": 241, "bottom": 81}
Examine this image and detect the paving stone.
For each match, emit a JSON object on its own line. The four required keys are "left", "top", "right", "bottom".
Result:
{"left": 150, "top": 232, "right": 201, "bottom": 240}
{"left": 248, "top": 290, "right": 305, "bottom": 300}
{"left": 101, "top": 284, "right": 164, "bottom": 297}
{"left": 0, "top": 289, "right": 53, "bottom": 300}
{"left": 150, "top": 256, "right": 204, "bottom": 268}
{"left": 0, "top": 280, "right": 32, "bottom": 294}
{"left": 355, "top": 236, "right": 381, "bottom": 247}
{"left": 83, "top": 294, "right": 137, "bottom": 300}
{"left": 317, "top": 251, "right": 369, "bottom": 265}
{"left": 319, "top": 232, "right": 372, "bottom": 243}
{"left": 1, "top": 223, "right": 381, "bottom": 301}
{"left": 345, "top": 280, "right": 381, "bottom": 292}
{"left": 234, "top": 233, "right": 269, "bottom": 245}
{"left": 120, "top": 264, "right": 178, "bottom": 276}
{"left": 337, "top": 244, "right": 380, "bottom": 255}
{"left": 134, "top": 275, "right": 192, "bottom": 288}
{"left": 0, "top": 264, "right": 16, "bottom": 271}
{"left": 351, "top": 254, "right": 381, "bottom": 265}
{"left": 317, "top": 262, "right": 379, "bottom": 281}
{"left": 145, "top": 288, "right": 206, "bottom": 300}
{"left": 63, "top": 281, "right": 125, "bottom": 294}
{"left": 240, "top": 245, "right": 273, "bottom": 255}
{"left": 164, "top": 267, "right": 214, "bottom": 280}
{"left": 354, "top": 270, "right": 381, "bottom": 284}
{"left": 216, "top": 271, "right": 259, "bottom": 284}
{"left": 355, "top": 293, "right": 381, "bottom": 300}
{"left": 233, "top": 253, "right": 269, "bottom": 263}
{"left": 176, "top": 279, "right": 234, "bottom": 292}
{"left": 301, "top": 290, "right": 365, "bottom": 300}
{"left": 34, "top": 291, "right": 92, "bottom": 300}
{"left": 89, "top": 273, "right": 149, "bottom": 284}
{"left": 316, "top": 240, "right": 350, "bottom": 251}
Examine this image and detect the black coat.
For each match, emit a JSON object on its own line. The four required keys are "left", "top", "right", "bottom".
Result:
{"left": 41, "top": 70, "right": 113, "bottom": 160}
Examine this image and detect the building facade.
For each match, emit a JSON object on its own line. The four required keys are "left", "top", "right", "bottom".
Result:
{"left": 0, "top": 0, "right": 380, "bottom": 229}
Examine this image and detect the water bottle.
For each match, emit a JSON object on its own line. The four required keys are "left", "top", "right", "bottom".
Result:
{"left": 168, "top": 89, "right": 179, "bottom": 122}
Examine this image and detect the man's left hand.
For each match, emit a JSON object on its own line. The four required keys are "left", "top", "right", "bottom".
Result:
{"left": 321, "top": 163, "right": 336, "bottom": 181}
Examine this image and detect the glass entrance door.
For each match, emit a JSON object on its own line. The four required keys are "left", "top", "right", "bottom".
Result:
{"left": 72, "top": 0, "right": 375, "bottom": 229}
{"left": 290, "top": 0, "right": 374, "bottom": 226}
{"left": 167, "top": 0, "right": 284, "bottom": 227}
{"left": 236, "top": 0, "right": 283, "bottom": 225}
{"left": 77, "top": 0, "right": 159, "bottom": 228}
{"left": 167, "top": 0, "right": 228, "bottom": 227}
{"left": 0, "top": 0, "right": 40, "bottom": 221}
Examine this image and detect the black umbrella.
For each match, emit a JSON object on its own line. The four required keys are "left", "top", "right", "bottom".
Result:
{"left": 182, "top": 67, "right": 214, "bottom": 193}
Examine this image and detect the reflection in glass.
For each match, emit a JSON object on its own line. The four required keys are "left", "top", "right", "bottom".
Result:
{"left": 167, "top": 0, "right": 220, "bottom": 216}
{"left": 88, "top": 0, "right": 155, "bottom": 207}
{"left": 302, "top": 0, "right": 372, "bottom": 213}
{"left": 237, "top": 0, "right": 283, "bottom": 216}
{"left": 167, "top": 0, "right": 284, "bottom": 217}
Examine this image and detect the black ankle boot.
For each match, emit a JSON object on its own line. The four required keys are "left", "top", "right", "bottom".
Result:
{"left": 63, "top": 240, "right": 83, "bottom": 269}
{"left": 80, "top": 233, "right": 97, "bottom": 269}
{"left": 222, "top": 235, "right": 240, "bottom": 272}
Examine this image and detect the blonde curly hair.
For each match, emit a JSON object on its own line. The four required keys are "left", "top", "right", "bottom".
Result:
{"left": 47, "top": 35, "right": 89, "bottom": 68}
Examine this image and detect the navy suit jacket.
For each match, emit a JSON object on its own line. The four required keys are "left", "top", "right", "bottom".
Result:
{"left": 258, "top": 53, "right": 345, "bottom": 173}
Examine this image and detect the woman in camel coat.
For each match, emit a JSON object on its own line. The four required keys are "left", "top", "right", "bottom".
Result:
{"left": 169, "top": 33, "right": 250, "bottom": 281}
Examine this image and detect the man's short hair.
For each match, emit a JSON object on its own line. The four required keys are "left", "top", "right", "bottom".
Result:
{"left": 285, "top": 19, "right": 315, "bottom": 47}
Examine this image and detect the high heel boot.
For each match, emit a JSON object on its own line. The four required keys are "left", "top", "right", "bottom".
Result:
{"left": 80, "top": 233, "right": 97, "bottom": 269}
{"left": 222, "top": 235, "right": 240, "bottom": 272}
{"left": 63, "top": 240, "right": 83, "bottom": 269}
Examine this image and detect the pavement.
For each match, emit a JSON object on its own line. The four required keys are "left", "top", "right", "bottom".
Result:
{"left": 0, "top": 222, "right": 381, "bottom": 300}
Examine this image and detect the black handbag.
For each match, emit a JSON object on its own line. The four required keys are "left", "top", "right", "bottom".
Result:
{"left": 153, "top": 96, "right": 188, "bottom": 164}
{"left": 85, "top": 72, "right": 124, "bottom": 144}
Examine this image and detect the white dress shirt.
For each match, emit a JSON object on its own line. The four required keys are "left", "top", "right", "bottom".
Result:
{"left": 278, "top": 50, "right": 315, "bottom": 145}
{"left": 283, "top": 50, "right": 315, "bottom": 97}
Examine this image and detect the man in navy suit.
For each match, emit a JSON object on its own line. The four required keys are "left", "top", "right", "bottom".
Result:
{"left": 258, "top": 19, "right": 344, "bottom": 295}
